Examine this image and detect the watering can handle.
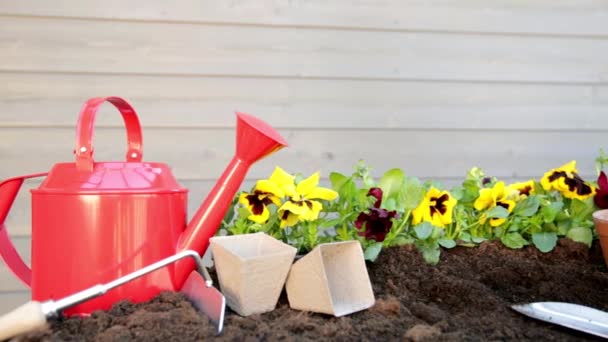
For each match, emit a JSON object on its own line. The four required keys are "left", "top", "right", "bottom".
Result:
{"left": 74, "top": 97, "right": 143, "bottom": 171}
{"left": 0, "top": 173, "right": 48, "bottom": 287}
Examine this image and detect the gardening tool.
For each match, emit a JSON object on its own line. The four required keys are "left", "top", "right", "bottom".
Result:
{"left": 0, "top": 96, "right": 287, "bottom": 315}
{"left": 0, "top": 250, "right": 225, "bottom": 341}
{"left": 511, "top": 302, "right": 608, "bottom": 338}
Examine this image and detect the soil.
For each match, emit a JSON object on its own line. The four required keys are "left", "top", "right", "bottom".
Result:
{"left": 12, "top": 239, "right": 608, "bottom": 341}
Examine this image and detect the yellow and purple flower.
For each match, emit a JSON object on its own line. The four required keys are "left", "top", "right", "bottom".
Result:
{"left": 474, "top": 181, "right": 516, "bottom": 227}
{"left": 239, "top": 179, "right": 284, "bottom": 223}
{"left": 508, "top": 180, "right": 535, "bottom": 198}
{"left": 411, "top": 187, "right": 457, "bottom": 228}
{"left": 540, "top": 161, "right": 595, "bottom": 200}
{"left": 272, "top": 167, "right": 338, "bottom": 228}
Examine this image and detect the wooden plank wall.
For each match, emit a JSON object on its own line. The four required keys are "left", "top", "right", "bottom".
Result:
{"left": 1, "top": 1, "right": 607, "bottom": 313}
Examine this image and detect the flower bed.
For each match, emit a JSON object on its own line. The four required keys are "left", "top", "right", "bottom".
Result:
{"left": 224, "top": 157, "right": 604, "bottom": 264}
{"left": 18, "top": 239, "right": 608, "bottom": 341}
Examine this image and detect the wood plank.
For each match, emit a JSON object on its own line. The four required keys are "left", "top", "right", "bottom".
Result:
{"left": 0, "top": 127, "right": 602, "bottom": 182}
{"left": 0, "top": 0, "right": 607, "bottom": 36}
{"left": 1, "top": 73, "right": 606, "bottom": 130}
{"left": 1, "top": 18, "right": 608, "bottom": 83}
{"left": 0, "top": 291, "right": 31, "bottom": 315}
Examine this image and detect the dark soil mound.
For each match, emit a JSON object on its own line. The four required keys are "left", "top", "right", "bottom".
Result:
{"left": 13, "top": 239, "right": 608, "bottom": 341}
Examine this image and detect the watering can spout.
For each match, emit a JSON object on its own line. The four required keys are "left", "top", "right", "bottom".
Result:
{"left": 176, "top": 112, "right": 287, "bottom": 284}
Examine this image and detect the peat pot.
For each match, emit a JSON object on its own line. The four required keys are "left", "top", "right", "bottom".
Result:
{"left": 285, "top": 240, "right": 375, "bottom": 316}
{"left": 592, "top": 209, "right": 608, "bottom": 266}
{"left": 210, "top": 232, "right": 297, "bottom": 316}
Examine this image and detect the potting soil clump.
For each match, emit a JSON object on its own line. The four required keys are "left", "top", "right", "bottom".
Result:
{"left": 13, "top": 239, "right": 608, "bottom": 341}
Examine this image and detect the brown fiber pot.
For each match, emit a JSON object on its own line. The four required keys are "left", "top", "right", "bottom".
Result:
{"left": 592, "top": 209, "right": 608, "bottom": 266}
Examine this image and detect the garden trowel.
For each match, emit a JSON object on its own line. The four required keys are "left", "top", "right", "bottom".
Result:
{"left": 512, "top": 302, "right": 608, "bottom": 338}
{"left": 0, "top": 250, "right": 225, "bottom": 341}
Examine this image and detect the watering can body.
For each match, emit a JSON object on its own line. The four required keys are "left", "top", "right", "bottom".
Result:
{"left": 30, "top": 162, "right": 187, "bottom": 315}
{"left": 0, "top": 96, "right": 287, "bottom": 315}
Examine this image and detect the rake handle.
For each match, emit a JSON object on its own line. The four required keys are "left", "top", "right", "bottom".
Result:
{"left": 0, "top": 301, "right": 47, "bottom": 341}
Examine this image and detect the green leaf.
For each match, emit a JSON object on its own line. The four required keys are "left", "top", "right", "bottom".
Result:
{"left": 237, "top": 206, "right": 252, "bottom": 219}
{"left": 450, "top": 186, "right": 464, "bottom": 201}
{"left": 438, "top": 238, "right": 456, "bottom": 249}
{"left": 418, "top": 243, "right": 441, "bottom": 264}
{"left": 459, "top": 232, "right": 472, "bottom": 242}
{"left": 330, "top": 172, "right": 356, "bottom": 199}
{"left": 392, "top": 235, "right": 414, "bottom": 246}
{"left": 378, "top": 168, "right": 405, "bottom": 202}
{"left": 566, "top": 227, "right": 593, "bottom": 247}
{"left": 383, "top": 197, "right": 397, "bottom": 212}
{"left": 485, "top": 206, "right": 509, "bottom": 219}
{"left": 570, "top": 198, "right": 595, "bottom": 219}
{"left": 514, "top": 195, "right": 541, "bottom": 217}
{"left": 364, "top": 242, "right": 383, "bottom": 262}
{"left": 500, "top": 232, "right": 527, "bottom": 249}
{"left": 557, "top": 220, "right": 570, "bottom": 235}
{"left": 320, "top": 218, "right": 341, "bottom": 228}
{"left": 403, "top": 176, "right": 426, "bottom": 211}
{"left": 541, "top": 201, "right": 564, "bottom": 223}
{"left": 329, "top": 172, "right": 348, "bottom": 191}
{"left": 414, "top": 222, "right": 433, "bottom": 240}
{"left": 532, "top": 232, "right": 558, "bottom": 253}
{"left": 472, "top": 236, "right": 487, "bottom": 244}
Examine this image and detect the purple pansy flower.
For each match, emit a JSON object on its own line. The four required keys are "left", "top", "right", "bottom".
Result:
{"left": 355, "top": 188, "right": 398, "bottom": 242}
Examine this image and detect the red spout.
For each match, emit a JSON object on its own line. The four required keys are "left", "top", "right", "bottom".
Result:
{"left": 175, "top": 113, "right": 287, "bottom": 285}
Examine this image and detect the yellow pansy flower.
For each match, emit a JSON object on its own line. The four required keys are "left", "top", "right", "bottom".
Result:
{"left": 239, "top": 179, "right": 284, "bottom": 223}
{"left": 411, "top": 187, "right": 457, "bottom": 228}
{"left": 277, "top": 171, "right": 338, "bottom": 228}
{"left": 474, "top": 181, "right": 516, "bottom": 227}
{"left": 540, "top": 161, "right": 595, "bottom": 200}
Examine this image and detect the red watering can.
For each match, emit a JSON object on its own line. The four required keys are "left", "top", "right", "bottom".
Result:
{"left": 0, "top": 97, "right": 287, "bottom": 315}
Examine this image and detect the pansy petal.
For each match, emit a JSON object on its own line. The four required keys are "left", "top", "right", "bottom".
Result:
{"left": 280, "top": 211, "right": 300, "bottom": 228}
{"left": 255, "top": 179, "right": 285, "bottom": 198}
{"left": 474, "top": 188, "right": 495, "bottom": 210}
{"left": 269, "top": 167, "right": 296, "bottom": 195}
{"left": 490, "top": 217, "right": 507, "bottom": 227}
{"left": 367, "top": 188, "right": 383, "bottom": 208}
{"left": 248, "top": 206, "right": 270, "bottom": 223}
{"left": 279, "top": 201, "right": 308, "bottom": 216}
{"left": 302, "top": 200, "right": 323, "bottom": 221}
{"left": 560, "top": 160, "right": 578, "bottom": 173}
{"left": 307, "top": 187, "right": 338, "bottom": 201}
{"left": 238, "top": 193, "right": 250, "bottom": 206}
{"left": 411, "top": 197, "right": 429, "bottom": 225}
{"left": 296, "top": 172, "right": 320, "bottom": 196}
{"left": 599, "top": 171, "right": 608, "bottom": 190}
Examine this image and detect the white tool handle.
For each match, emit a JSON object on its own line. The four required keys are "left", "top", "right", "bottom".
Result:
{"left": 0, "top": 301, "right": 48, "bottom": 340}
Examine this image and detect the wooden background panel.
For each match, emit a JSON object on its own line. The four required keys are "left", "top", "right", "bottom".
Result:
{"left": 0, "top": 292, "right": 30, "bottom": 314}
{"left": 0, "top": 0, "right": 607, "bottom": 36}
{"left": 1, "top": 17, "right": 608, "bottom": 83}
{"left": 0, "top": 127, "right": 602, "bottom": 181}
{"left": 0, "top": 73, "right": 606, "bottom": 130}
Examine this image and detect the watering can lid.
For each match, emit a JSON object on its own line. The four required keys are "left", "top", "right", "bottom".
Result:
{"left": 33, "top": 162, "right": 187, "bottom": 194}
